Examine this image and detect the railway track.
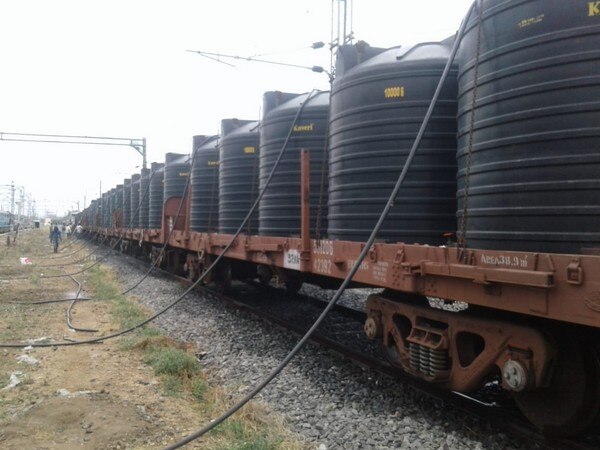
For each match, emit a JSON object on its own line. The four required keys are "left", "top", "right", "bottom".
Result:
{"left": 112, "top": 250, "right": 599, "bottom": 450}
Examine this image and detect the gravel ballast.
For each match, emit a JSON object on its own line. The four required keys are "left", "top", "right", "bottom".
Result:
{"left": 105, "top": 254, "right": 535, "bottom": 450}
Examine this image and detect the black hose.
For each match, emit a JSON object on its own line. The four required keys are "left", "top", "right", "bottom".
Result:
{"left": 9, "top": 298, "right": 92, "bottom": 305}
{"left": 163, "top": 4, "right": 475, "bottom": 447}
{"left": 35, "top": 239, "right": 99, "bottom": 267}
{"left": 0, "top": 90, "right": 318, "bottom": 349}
{"left": 66, "top": 274, "right": 98, "bottom": 333}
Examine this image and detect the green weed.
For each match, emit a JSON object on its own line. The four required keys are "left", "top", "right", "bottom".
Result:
{"left": 145, "top": 347, "right": 197, "bottom": 377}
{"left": 162, "top": 374, "right": 184, "bottom": 397}
{"left": 191, "top": 376, "right": 208, "bottom": 401}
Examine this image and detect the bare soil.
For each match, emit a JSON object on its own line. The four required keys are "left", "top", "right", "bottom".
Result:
{"left": 0, "top": 229, "right": 302, "bottom": 449}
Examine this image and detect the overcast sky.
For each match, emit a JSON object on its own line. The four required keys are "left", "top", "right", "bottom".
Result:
{"left": 0, "top": 0, "right": 473, "bottom": 216}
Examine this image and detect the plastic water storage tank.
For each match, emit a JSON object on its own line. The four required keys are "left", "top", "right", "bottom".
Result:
{"left": 328, "top": 40, "right": 458, "bottom": 243}
{"left": 111, "top": 187, "right": 119, "bottom": 227}
{"left": 457, "top": 0, "right": 600, "bottom": 254}
{"left": 148, "top": 162, "right": 165, "bottom": 229}
{"left": 102, "top": 192, "right": 110, "bottom": 227}
{"left": 259, "top": 91, "right": 329, "bottom": 237}
{"left": 122, "top": 179, "right": 131, "bottom": 228}
{"left": 190, "top": 135, "right": 220, "bottom": 232}
{"left": 218, "top": 119, "right": 260, "bottom": 234}
{"left": 129, "top": 173, "right": 141, "bottom": 228}
{"left": 139, "top": 168, "right": 151, "bottom": 229}
{"left": 163, "top": 153, "right": 189, "bottom": 201}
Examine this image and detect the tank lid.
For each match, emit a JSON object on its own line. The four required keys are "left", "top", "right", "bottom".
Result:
{"left": 194, "top": 134, "right": 220, "bottom": 151}
{"left": 339, "top": 40, "right": 453, "bottom": 77}
{"left": 131, "top": 173, "right": 141, "bottom": 182}
{"left": 335, "top": 41, "right": 387, "bottom": 77}
{"left": 264, "top": 91, "right": 330, "bottom": 118}
{"left": 221, "top": 118, "right": 259, "bottom": 137}
{"left": 123, "top": 178, "right": 131, "bottom": 186}
{"left": 262, "top": 91, "right": 301, "bottom": 116}
{"left": 193, "top": 135, "right": 209, "bottom": 151}
{"left": 150, "top": 162, "right": 164, "bottom": 172}
{"left": 165, "top": 152, "right": 189, "bottom": 165}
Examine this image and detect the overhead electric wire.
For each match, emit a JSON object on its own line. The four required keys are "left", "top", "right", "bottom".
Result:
{"left": 0, "top": 131, "right": 142, "bottom": 141}
{"left": 0, "top": 91, "right": 316, "bottom": 349}
{"left": 164, "top": 3, "right": 475, "bottom": 447}
{"left": 187, "top": 49, "right": 327, "bottom": 74}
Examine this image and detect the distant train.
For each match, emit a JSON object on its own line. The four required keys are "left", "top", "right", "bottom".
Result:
{"left": 0, "top": 212, "right": 12, "bottom": 233}
{"left": 80, "top": 1, "right": 600, "bottom": 437}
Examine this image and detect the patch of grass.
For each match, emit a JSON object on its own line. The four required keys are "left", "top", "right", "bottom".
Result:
{"left": 86, "top": 266, "right": 121, "bottom": 301}
{"left": 0, "top": 308, "right": 29, "bottom": 340}
{"left": 111, "top": 298, "right": 147, "bottom": 329}
{"left": 145, "top": 347, "right": 197, "bottom": 377}
{"left": 191, "top": 376, "right": 208, "bottom": 401}
{"left": 212, "top": 420, "right": 283, "bottom": 450}
{"left": 162, "top": 374, "right": 184, "bottom": 397}
{"left": 87, "top": 265, "right": 149, "bottom": 329}
{"left": 118, "top": 327, "right": 163, "bottom": 351}
{"left": 0, "top": 372, "right": 8, "bottom": 390}
{"left": 28, "top": 272, "right": 42, "bottom": 286}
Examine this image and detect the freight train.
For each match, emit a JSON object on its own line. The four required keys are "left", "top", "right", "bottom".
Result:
{"left": 80, "top": 0, "right": 600, "bottom": 437}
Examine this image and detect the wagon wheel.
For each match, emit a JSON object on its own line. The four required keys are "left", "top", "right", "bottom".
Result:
{"left": 512, "top": 334, "right": 600, "bottom": 436}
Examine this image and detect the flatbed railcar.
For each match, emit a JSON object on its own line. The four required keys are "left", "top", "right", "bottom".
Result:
{"left": 79, "top": 0, "right": 600, "bottom": 436}
{"left": 82, "top": 165, "right": 600, "bottom": 437}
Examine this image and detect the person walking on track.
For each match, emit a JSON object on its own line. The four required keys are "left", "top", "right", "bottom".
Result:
{"left": 50, "top": 225, "right": 62, "bottom": 253}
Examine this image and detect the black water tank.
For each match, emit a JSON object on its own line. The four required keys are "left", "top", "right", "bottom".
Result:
{"left": 328, "top": 41, "right": 458, "bottom": 243}
{"left": 122, "top": 179, "right": 131, "bottom": 228}
{"left": 101, "top": 193, "right": 109, "bottom": 227}
{"left": 108, "top": 190, "right": 113, "bottom": 224}
{"left": 114, "top": 187, "right": 122, "bottom": 227}
{"left": 106, "top": 192, "right": 112, "bottom": 227}
{"left": 190, "top": 135, "right": 220, "bottom": 232}
{"left": 105, "top": 193, "right": 109, "bottom": 226}
{"left": 219, "top": 120, "right": 260, "bottom": 234}
{"left": 129, "top": 174, "right": 141, "bottom": 228}
{"left": 259, "top": 91, "right": 330, "bottom": 237}
{"left": 115, "top": 185, "right": 123, "bottom": 208}
{"left": 164, "top": 153, "right": 190, "bottom": 202}
{"left": 139, "top": 168, "right": 151, "bottom": 229}
{"left": 149, "top": 163, "right": 165, "bottom": 229}
{"left": 457, "top": 0, "right": 600, "bottom": 254}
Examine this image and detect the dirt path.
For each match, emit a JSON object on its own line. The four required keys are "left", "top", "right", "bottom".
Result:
{"left": 0, "top": 228, "right": 302, "bottom": 449}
